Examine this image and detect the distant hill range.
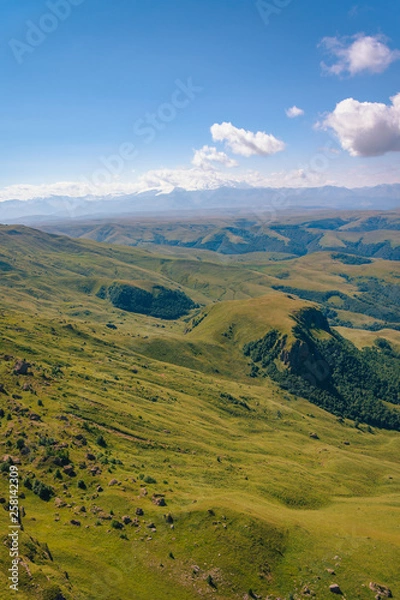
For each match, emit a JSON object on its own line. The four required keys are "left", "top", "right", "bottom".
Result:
{"left": 0, "top": 184, "right": 399, "bottom": 224}
{"left": 35, "top": 208, "right": 400, "bottom": 260}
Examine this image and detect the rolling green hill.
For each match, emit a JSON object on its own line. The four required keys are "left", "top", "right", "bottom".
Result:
{"left": 41, "top": 209, "right": 400, "bottom": 260}
{"left": 0, "top": 224, "right": 399, "bottom": 600}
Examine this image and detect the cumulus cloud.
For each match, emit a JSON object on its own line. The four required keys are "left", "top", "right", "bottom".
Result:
{"left": 191, "top": 145, "right": 238, "bottom": 169}
{"left": 320, "top": 33, "right": 400, "bottom": 76}
{"left": 210, "top": 122, "right": 285, "bottom": 157}
{"left": 286, "top": 106, "right": 305, "bottom": 118}
{"left": 321, "top": 92, "right": 400, "bottom": 157}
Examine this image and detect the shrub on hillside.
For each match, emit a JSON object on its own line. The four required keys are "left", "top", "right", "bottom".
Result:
{"left": 32, "top": 479, "right": 54, "bottom": 501}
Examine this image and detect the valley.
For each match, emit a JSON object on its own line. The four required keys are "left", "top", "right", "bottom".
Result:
{"left": 0, "top": 211, "right": 399, "bottom": 600}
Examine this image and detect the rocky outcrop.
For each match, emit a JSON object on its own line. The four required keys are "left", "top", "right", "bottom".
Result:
{"left": 329, "top": 583, "right": 342, "bottom": 594}
{"left": 70, "top": 519, "right": 81, "bottom": 526}
{"left": 369, "top": 582, "right": 392, "bottom": 598}
{"left": 13, "top": 360, "right": 31, "bottom": 375}
{"left": 63, "top": 465, "right": 76, "bottom": 477}
{"left": 152, "top": 494, "right": 166, "bottom": 506}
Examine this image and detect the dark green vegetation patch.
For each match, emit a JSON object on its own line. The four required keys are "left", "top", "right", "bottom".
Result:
{"left": 331, "top": 253, "right": 372, "bottom": 265}
{"left": 244, "top": 308, "right": 400, "bottom": 430}
{"left": 104, "top": 282, "right": 196, "bottom": 320}
{"left": 0, "top": 260, "right": 14, "bottom": 271}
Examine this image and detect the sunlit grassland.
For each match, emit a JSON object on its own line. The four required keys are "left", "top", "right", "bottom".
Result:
{"left": 0, "top": 225, "right": 399, "bottom": 599}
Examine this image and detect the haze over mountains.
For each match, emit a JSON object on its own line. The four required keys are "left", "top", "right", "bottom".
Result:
{"left": 1, "top": 184, "right": 399, "bottom": 224}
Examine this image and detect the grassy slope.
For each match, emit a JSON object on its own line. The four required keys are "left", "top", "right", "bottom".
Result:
{"left": 334, "top": 327, "right": 400, "bottom": 351}
{"left": 40, "top": 210, "right": 400, "bottom": 251}
{"left": 0, "top": 225, "right": 399, "bottom": 600}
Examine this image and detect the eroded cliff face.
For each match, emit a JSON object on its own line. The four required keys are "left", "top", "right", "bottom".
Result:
{"left": 244, "top": 306, "right": 331, "bottom": 379}
{"left": 243, "top": 305, "right": 400, "bottom": 431}
{"left": 281, "top": 307, "right": 331, "bottom": 377}
{"left": 281, "top": 339, "right": 311, "bottom": 369}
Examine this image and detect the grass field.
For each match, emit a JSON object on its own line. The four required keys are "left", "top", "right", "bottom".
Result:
{"left": 0, "top": 221, "right": 399, "bottom": 600}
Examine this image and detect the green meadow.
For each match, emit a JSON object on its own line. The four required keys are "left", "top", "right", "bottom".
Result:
{"left": 0, "top": 215, "right": 399, "bottom": 600}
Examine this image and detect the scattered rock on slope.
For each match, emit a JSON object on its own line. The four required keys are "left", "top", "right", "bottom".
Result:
{"left": 13, "top": 360, "right": 31, "bottom": 375}
{"left": 329, "top": 583, "right": 342, "bottom": 594}
{"left": 369, "top": 582, "right": 392, "bottom": 597}
{"left": 152, "top": 494, "right": 166, "bottom": 506}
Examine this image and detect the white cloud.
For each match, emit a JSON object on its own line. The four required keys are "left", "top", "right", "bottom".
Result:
{"left": 210, "top": 122, "right": 285, "bottom": 157}
{"left": 321, "top": 92, "right": 400, "bottom": 157}
{"left": 0, "top": 167, "right": 332, "bottom": 202}
{"left": 134, "top": 167, "right": 266, "bottom": 193}
{"left": 191, "top": 145, "right": 238, "bottom": 169}
{"left": 126, "top": 166, "right": 333, "bottom": 193}
{"left": 286, "top": 106, "right": 305, "bottom": 118}
{"left": 320, "top": 33, "right": 400, "bottom": 76}
{"left": 3, "top": 107, "right": 400, "bottom": 203}
{"left": 2, "top": 162, "right": 400, "bottom": 203}
{"left": 0, "top": 180, "right": 142, "bottom": 202}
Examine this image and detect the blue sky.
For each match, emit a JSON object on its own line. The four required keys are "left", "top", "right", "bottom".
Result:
{"left": 1, "top": 0, "right": 400, "bottom": 199}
